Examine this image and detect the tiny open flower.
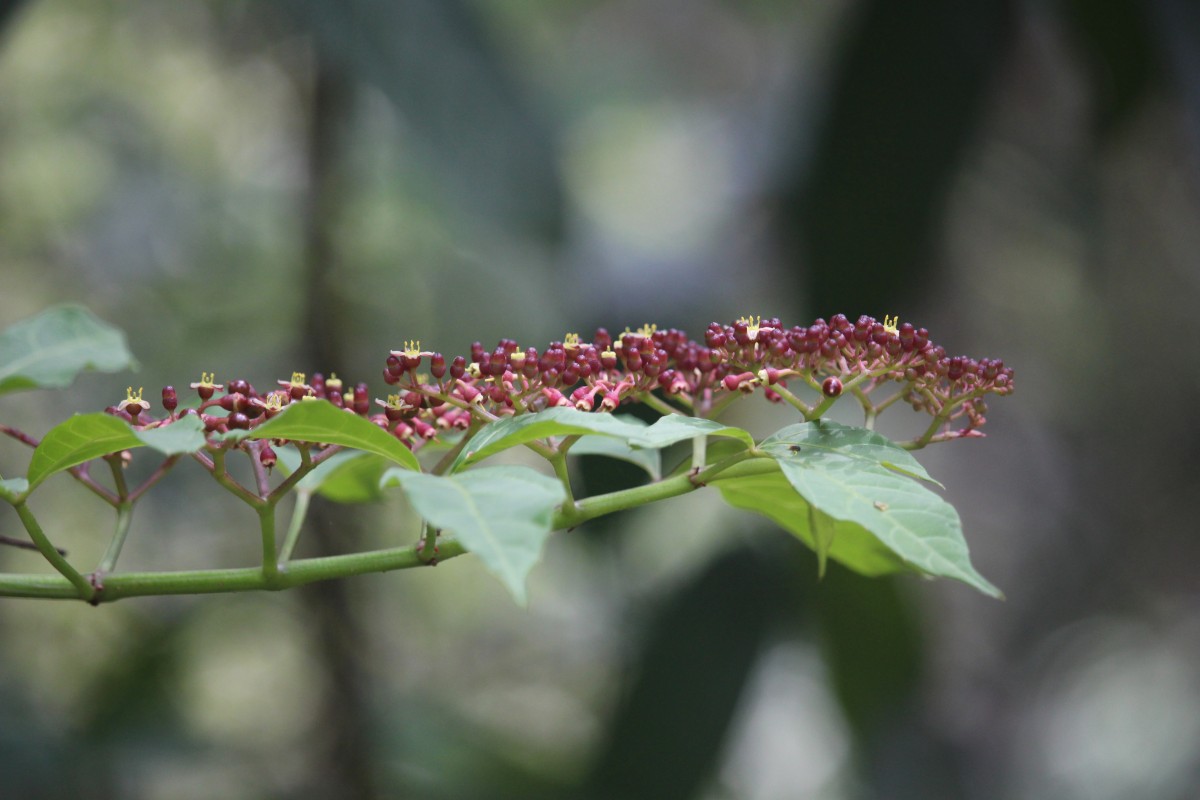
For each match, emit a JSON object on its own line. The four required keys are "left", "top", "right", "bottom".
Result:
{"left": 563, "top": 332, "right": 586, "bottom": 352}
{"left": 278, "top": 371, "right": 312, "bottom": 401}
{"left": 737, "top": 315, "right": 763, "bottom": 342}
{"left": 118, "top": 387, "right": 151, "bottom": 420}
{"left": 190, "top": 372, "right": 223, "bottom": 401}
{"left": 376, "top": 393, "right": 411, "bottom": 421}
{"left": 882, "top": 314, "right": 899, "bottom": 335}
{"left": 249, "top": 390, "right": 289, "bottom": 417}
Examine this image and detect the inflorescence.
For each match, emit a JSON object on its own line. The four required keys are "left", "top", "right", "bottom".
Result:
{"left": 104, "top": 314, "right": 1014, "bottom": 452}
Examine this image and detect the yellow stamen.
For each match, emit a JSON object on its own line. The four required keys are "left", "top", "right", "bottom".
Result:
{"left": 125, "top": 386, "right": 144, "bottom": 403}
{"left": 738, "top": 315, "right": 763, "bottom": 341}
{"left": 636, "top": 323, "right": 658, "bottom": 337}
{"left": 564, "top": 332, "right": 582, "bottom": 350}
{"left": 403, "top": 340, "right": 421, "bottom": 358}
{"left": 882, "top": 315, "right": 899, "bottom": 335}
{"left": 200, "top": 372, "right": 215, "bottom": 386}
{"left": 265, "top": 391, "right": 287, "bottom": 411}
{"left": 290, "top": 371, "right": 307, "bottom": 386}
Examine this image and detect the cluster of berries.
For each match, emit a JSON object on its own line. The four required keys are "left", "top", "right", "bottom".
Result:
{"left": 106, "top": 315, "right": 1014, "bottom": 451}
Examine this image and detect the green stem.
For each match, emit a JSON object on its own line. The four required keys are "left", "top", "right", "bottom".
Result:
{"left": 554, "top": 449, "right": 764, "bottom": 529}
{"left": 13, "top": 502, "right": 94, "bottom": 601}
{"left": 0, "top": 538, "right": 471, "bottom": 601}
{"left": 278, "top": 491, "right": 311, "bottom": 564}
{"left": 96, "top": 503, "right": 134, "bottom": 574}
{"left": 0, "top": 452, "right": 785, "bottom": 602}
{"left": 259, "top": 505, "right": 280, "bottom": 585}
{"left": 208, "top": 447, "right": 263, "bottom": 507}
{"left": 550, "top": 449, "right": 575, "bottom": 508}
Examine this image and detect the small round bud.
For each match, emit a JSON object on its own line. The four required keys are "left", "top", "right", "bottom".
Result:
{"left": 821, "top": 377, "right": 843, "bottom": 398}
{"left": 162, "top": 386, "right": 178, "bottom": 412}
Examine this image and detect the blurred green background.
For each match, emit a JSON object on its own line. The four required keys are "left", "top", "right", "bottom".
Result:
{"left": 2, "top": 1, "right": 1199, "bottom": 798}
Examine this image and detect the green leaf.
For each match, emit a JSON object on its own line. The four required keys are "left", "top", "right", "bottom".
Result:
{"left": 746, "top": 420, "right": 998, "bottom": 597}
{"left": 234, "top": 400, "right": 420, "bottom": 471}
{"left": 714, "top": 421, "right": 1001, "bottom": 598}
{"left": 451, "top": 407, "right": 646, "bottom": 471}
{"left": 717, "top": 469, "right": 904, "bottom": 577}
{"left": 132, "top": 414, "right": 207, "bottom": 456}
{"left": 27, "top": 414, "right": 141, "bottom": 490}
{"left": 0, "top": 306, "right": 137, "bottom": 395}
{"left": 760, "top": 419, "right": 942, "bottom": 486}
{"left": 276, "top": 448, "right": 388, "bottom": 503}
{"left": 0, "top": 477, "right": 29, "bottom": 503}
{"left": 569, "top": 435, "right": 662, "bottom": 481}
{"left": 380, "top": 465, "right": 565, "bottom": 604}
{"left": 629, "top": 415, "right": 756, "bottom": 450}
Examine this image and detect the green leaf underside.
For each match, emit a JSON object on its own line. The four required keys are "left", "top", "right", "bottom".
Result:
{"left": 629, "top": 415, "right": 755, "bottom": 450}
{"left": 27, "top": 414, "right": 142, "bottom": 489}
{"left": 133, "top": 414, "right": 207, "bottom": 456}
{"left": 452, "top": 408, "right": 757, "bottom": 473}
{"left": 770, "top": 457, "right": 1000, "bottom": 597}
{"left": 760, "top": 420, "right": 943, "bottom": 487}
{"left": 569, "top": 435, "right": 662, "bottom": 481}
{"left": 381, "top": 466, "right": 565, "bottom": 604}
{"left": 0, "top": 477, "right": 30, "bottom": 503}
{"left": 0, "top": 306, "right": 137, "bottom": 395}
{"left": 224, "top": 400, "right": 420, "bottom": 471}
{"left": 276, "top": 448, "right": 388, "bottom": 503}
{"left": 718, "top": 470, "right": 903, "bottom": 577}
{"left": 452, "top": 407, "right": 647, "bottom": 470}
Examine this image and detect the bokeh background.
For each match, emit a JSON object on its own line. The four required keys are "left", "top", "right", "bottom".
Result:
{"left": 2, "top": 1, "right": 1199, "bottom": 798}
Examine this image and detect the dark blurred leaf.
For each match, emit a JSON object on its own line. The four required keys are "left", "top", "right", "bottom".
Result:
{"left": 783, "top": 0, "right": 1014, "bottom": 312}
{"left": 1064, "top": 0, "right": 1158, "bottom": 137}
{"left": 286, "top": 0, "right": 564, "bottom": 239}
{"left": 580, "top": 540, "right": 789, "bottom": 800}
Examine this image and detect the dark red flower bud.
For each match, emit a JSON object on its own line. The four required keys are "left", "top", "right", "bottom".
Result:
{"left": 822, "top": 377, "right": 843, "bottom": 398}
{"left": 430, "top": 353, "right": 446, "bottom": 380}
{"left": 450, "top": 356, "right": 466, "bottom": 380}
{"left": 161, "top": 386, "right": 178, "bottom": 412}
{"left": 259, "top": 444, "right": 277, "bottom": 469}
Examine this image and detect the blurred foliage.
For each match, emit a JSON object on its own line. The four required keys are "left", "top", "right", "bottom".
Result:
{"left": 2, "top": 0, "right": 1200, "bottom": 799}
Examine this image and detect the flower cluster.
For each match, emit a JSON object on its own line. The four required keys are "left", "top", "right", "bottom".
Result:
{"left": 104, "top": 315, "right": 1013, "bottom": 451}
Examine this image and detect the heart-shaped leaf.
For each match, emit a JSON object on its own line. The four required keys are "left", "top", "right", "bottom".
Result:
{"left": 381, "top": 465, "right": 565, "bottom": 604}
{"left": 26, "top": 413, "right": 209, "bottom": 491}
{"left": 628, "top": 415, "right": 755, "bottom": 450}
{"left": 760, "top": 420, "right": 942, "bottom": 486}
{"left": 451, "top": 407, "right": 646, "bottom": 471}
{"left": 27, "top": 414, "right": 142, "bottom": 490}
{"left": 716, "top": 420, "right": 1000, "bottom": 598}
{"left": 0, "top": 306, "right": 137, "bottom": 396}
{"left": 231, "top": 400, "right": 420, "bottom": 471}
{"left": 568, "top": 435, "right": 662, "bottom": 481}
{"left": 717, "top": 468, "right": 904, "bottom": 577}
{"left": 133, "top": 414, "right": 207, "bottom": 456}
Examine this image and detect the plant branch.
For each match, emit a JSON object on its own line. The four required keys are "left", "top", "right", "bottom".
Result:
{"left": 12, "top": 502, "right": 94, "bottom": 601}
